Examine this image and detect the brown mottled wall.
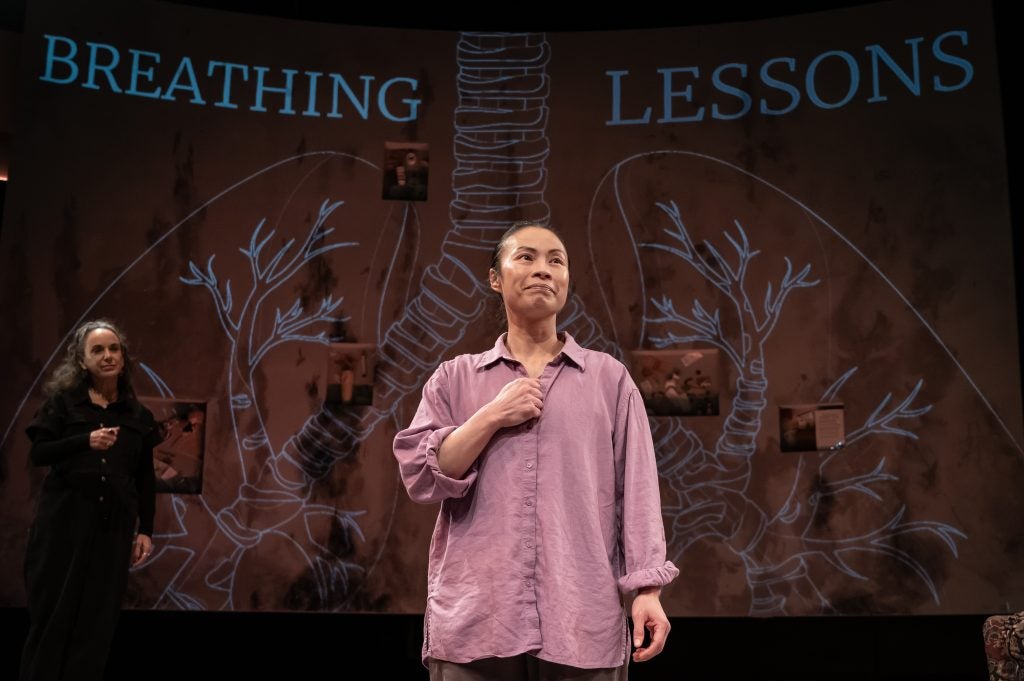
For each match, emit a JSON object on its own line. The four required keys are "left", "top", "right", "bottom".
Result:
{"left": 0, "top": 0, "right": 1020, "bottom": 617}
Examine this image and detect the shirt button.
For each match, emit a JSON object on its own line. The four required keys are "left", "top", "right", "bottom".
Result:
{"left": 101, "top": 458, "right": 107, "bottom": 465}
{"left": 525, "top": 499, "right": 533, "bottom": 507}
{"left": 101, "top": 476, "right": 106, "bottom": 482}
{"left": 526, "top": 462, "right": 533, "bottom": 470}
{"left": 525, "top": 541, "right": 533, "bottom": 548}
{"left": 99, "top": 496, "right": 104, "bottom": 502}
{"left": 525, "top": 579, "right": 533, "bottom": 588}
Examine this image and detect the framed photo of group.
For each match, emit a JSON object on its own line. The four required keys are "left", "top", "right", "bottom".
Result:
{"left": 630, "top": 348, "right": 723, "bottom": 417}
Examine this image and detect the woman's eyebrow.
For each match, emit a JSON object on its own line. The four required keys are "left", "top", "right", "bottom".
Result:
{"left": 513, "top": 246, "right": 566, "bottom": 256}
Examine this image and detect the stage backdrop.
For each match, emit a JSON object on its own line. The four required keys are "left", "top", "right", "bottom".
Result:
{"left": 1, "top": 0, "right": 1020, "bottom": 617}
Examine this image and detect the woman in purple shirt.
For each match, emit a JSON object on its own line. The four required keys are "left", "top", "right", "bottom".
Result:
{"left": 394, "top": 223, "right": 678, "bottom": 680}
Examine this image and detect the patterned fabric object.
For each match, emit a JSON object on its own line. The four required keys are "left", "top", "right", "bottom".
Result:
{"left": 985, "top": 613, "right": 1024, "bottom": 680}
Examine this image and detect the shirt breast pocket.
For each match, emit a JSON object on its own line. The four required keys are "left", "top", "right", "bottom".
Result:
{"left": 63, "top": 407, "right": 100, "bottom": 438}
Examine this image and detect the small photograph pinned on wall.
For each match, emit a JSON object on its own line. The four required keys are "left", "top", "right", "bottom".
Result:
{"left": 327, "top": 342, "right": 377, "bottom": 407}
{"left": 139, "top": 398, "right": 207, "bottom": 494}
{"left": 630, "top": 348, "right": 722, "bottom": 417}
{"left": 778, "top": 403, "right": 845, "bottom": 453}
{"left": 382, "top": 141, "right": 429, "bottom": 201}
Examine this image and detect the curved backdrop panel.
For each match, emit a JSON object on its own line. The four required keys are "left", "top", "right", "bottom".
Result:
{"left": 0, "top": 0, "right": 1018, "bottom": 616}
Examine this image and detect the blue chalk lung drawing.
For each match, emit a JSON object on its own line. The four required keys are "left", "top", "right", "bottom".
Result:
{"left": 165, "top": 198, "right": 367, "bottom": 609}
{"left": 8, "top": 29, "right": 1005, "bottom": 615}
{"left": 644, "top": 201, "right": 962, "bottom": 613}
{"left": 138, "top": 30, "right": 1005, "bottom": 614}
{"left": 589, "top": 150, "right": 987, "bottom": 614}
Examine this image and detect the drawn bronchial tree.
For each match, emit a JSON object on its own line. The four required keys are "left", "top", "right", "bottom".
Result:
{"left": 171, "top": 199, "right": 368, "bottom": 610}
{"left": 147, "top": 32, "right": 566, "bottom": 611}
{"left": 644, "top": 200, "right": 965, "bottom": 615}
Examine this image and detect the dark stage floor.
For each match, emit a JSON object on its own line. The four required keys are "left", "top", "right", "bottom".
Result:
{"left": 0, "top": 608, "right": 993, "bottom": 680}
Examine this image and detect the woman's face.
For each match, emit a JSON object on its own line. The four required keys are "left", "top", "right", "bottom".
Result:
{"left": 80, "top": 328, "right": 124, "bottom": 384}
{"left": 489, "top": 226, "right": 569, "bottom": 322}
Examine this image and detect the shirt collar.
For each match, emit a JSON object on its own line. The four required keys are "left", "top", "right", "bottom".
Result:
{"left": 475, "top": 332, "right": 586, "bottom": 371}
{"left": 66, "top": 379, "right": 129, "bottom": 409}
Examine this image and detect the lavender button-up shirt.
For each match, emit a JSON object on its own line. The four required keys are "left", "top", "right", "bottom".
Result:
{"left": 394, "top": 333, "right": 679, "bottom": 669}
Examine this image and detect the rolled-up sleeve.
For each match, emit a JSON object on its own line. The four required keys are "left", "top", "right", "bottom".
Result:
{"left": 394, "top": 364, "right": 479, "bottom": 504}
{"left": 616, "top": 388, "right": 680, "bottom": 594}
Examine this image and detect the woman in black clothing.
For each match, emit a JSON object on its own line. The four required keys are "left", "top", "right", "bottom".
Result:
{"left": 19, "top": 319, "right": 161, "bottom": 681}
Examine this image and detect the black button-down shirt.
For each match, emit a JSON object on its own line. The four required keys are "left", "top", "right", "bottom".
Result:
{"left": 27, "top": 382, "right": 160, "bottom": 534}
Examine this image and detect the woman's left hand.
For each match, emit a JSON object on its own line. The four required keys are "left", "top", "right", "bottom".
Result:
{"left": 132, "top": 534, "right": 154, "bottom": 566}
{"left": 631, "top": 587, "right": 671, "bottom": 662}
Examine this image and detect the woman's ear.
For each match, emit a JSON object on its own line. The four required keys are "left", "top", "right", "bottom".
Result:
{"left": 489, "top": 268, "right": 502, "bottom": 294}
